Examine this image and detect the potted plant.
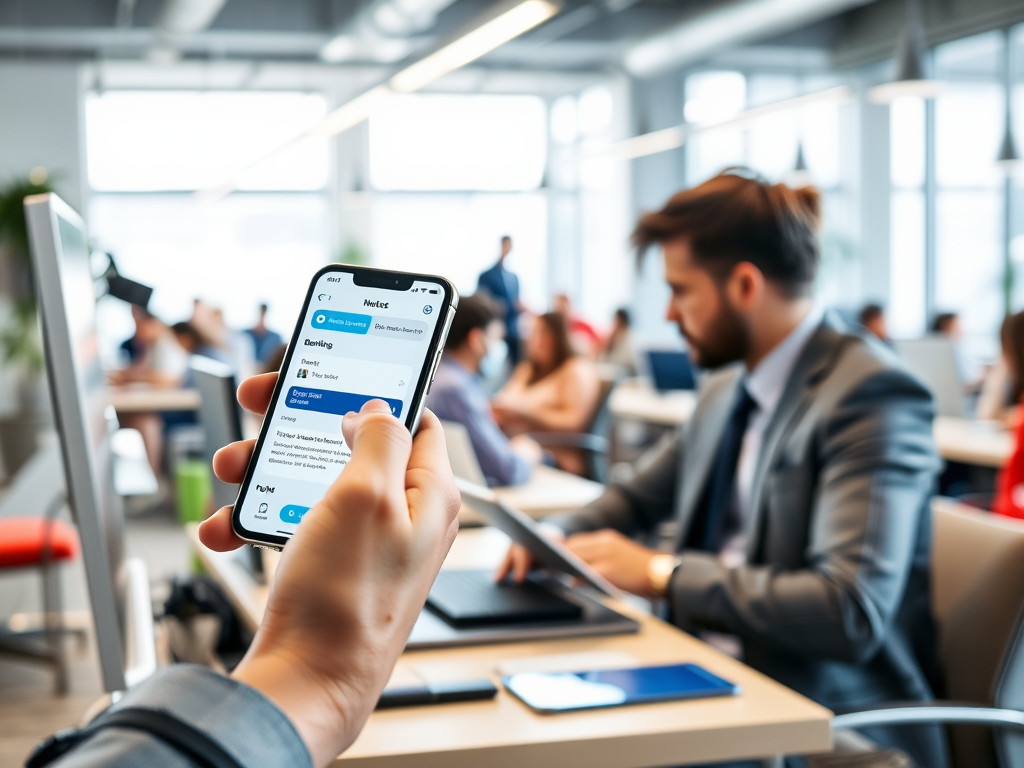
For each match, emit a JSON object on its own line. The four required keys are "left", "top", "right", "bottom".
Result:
{"left": 0, "top": 169, "right": 54, "bottom": 478}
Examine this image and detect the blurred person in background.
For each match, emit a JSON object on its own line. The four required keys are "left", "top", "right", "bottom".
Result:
{"left": 932, "top": 311, "right": 982, "bottom": 395}
{"left": 246, "top": 302, "right": 284, "bottom": 365}
{"left": 477, "top": 235, "right": 524, "bottom": 366}
{"left": 492, "top": 312, "right": 599, "bottom": 476}
{"left": 553, "top": 293, "right": 601, "bottom": 358}
{"left": 428, "top": 293, "right": 541, "bottom": 486}
{"left": 191, "top": 298, "right": 259, "bottom": 379}
{"left": 859, "top": 303, "right": 890, "bottom": 345}
{"left": 172, "top": 321, "right": 229, "bottom": 363}
{"left": 111, "top": 305, "right": 189, "bottom": 389}
{"left": 601, "top": 307, "right": 636, "bottom": 375}
{"left": 977, "top": 310, "right": 1024, "bottom": 423}
{"left": 110, "top": 306, "right": 191, "bottom": 473}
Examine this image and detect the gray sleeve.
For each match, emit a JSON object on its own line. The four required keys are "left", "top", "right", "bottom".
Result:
{"left": 547, "top": 429, "right": 681, "bottom": 536}
{"left": 667, "top": 368, "right": 940, "bottom": 663}
{"left": 52, "top": 665, "right": 311, "bottom": 768}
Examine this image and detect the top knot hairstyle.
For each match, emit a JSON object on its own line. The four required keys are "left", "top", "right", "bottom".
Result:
{"left": 632, "top": 168, "right": 822, "bottom": 299}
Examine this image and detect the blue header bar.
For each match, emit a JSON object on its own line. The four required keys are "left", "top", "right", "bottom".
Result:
{"left": 311, "top": 310, "right": 371, "bottom": 334}
{"left": 285, "top": 387, "right": 403, "bottom": 418}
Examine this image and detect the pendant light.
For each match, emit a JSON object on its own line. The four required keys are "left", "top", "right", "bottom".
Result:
{"left": 868, "top": 0, "right": 942, "bottom": 104}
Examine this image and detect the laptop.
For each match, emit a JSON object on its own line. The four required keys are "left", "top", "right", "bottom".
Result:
{"left": 647, "top": 350, "right": 697, "bottom": 391}
{"left": 407, "top": 480, "right": 638, "bottom": 649}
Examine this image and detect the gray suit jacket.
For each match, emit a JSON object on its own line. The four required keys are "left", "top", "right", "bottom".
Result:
{"left": 552, "top": 316, "right": 946, "bottom": 764}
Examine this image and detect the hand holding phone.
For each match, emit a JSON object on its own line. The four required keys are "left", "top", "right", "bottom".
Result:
{"left": 232, "top": 266, "right": 458, "bottom": 550}
{"left": 198, "top": 380, "right": 461, "bottom": 766}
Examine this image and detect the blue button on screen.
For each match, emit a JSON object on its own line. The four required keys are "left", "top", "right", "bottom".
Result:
{"left": 311, "top": 310, "right": 371, "bottom": 334}
{"left": 286, "top": 387, "right": 403, "bottom": 418}
{"left": 280, "top": 505, "right": 310, "bottom": 523}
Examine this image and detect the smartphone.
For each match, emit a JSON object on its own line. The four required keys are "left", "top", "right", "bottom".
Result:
{"left": 502, "top": 663, "right": 739, "bottom": 714}
{"left": 231, "top": 265, "right": 458, "bottom": 550}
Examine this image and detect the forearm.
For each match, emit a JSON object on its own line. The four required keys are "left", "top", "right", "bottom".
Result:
{"left": 50, "top": 665, "right": 311, "bottom": 768}
{"left": 668, "top": 555, "right": 884, "bottom": 663}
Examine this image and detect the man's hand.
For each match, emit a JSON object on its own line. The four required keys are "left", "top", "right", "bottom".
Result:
{"left": 197, "top": 372, "right": 460, "bottom": 768}
{"left": 562, "top": 529, "right": 660, "bottom": 597}
{"left": 494, "top": 523, "right": 564, "bottom": 583}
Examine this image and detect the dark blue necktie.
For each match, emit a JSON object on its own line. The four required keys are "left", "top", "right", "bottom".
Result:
{"left": 688, "top": 384, "right": 758, "bottom": 553}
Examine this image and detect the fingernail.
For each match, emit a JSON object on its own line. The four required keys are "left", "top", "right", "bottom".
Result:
{"left": 360, "top": 399, "right": 393, "bottom": 414}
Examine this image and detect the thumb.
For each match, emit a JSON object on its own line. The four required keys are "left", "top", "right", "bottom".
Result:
{"left": 334, "top": 400, "right": 412, "bottom": 505}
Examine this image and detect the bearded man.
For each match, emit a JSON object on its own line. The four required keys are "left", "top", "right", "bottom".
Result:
{"left": 500, "top": 170, "right": 946, "bottom": 767}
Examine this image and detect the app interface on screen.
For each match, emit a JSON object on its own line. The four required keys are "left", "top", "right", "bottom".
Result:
{"left": 239, "top": 272, "right": 446, "bottom": 539}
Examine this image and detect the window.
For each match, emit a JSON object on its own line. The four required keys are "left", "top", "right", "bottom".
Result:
{"left": 85, "top": 90, "right": 332, "bottom": 364}
{"left": 933, "top": 32, "right": 1006, "bottom": 357}
{"left": 86, "top": 91, "right": 329, "bottom": 191}
{"left": 889, "top": 97, "right": 927, "bottom": 339}
{"left": 368, "top": 94, "right": 547, "bottom": 191}
{"left": 369, "top": 193, "right": 548, "bottom": 309}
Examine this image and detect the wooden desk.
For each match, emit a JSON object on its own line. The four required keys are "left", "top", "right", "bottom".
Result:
{"left": 108, "top": 386, "right": 201, "bottom": 413}
{"left": 608, "top": 380, "right": 697, "bottom": 427}
{"left": 934, "top": 416, "right": 1012, "bottom": 469}
{"left": 187, "top": 526, "right": 831, "bottom": 767}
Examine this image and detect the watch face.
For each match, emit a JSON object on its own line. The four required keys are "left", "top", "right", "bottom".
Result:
{"left": 648, "top": 554, "right": 678, "bottom": 596}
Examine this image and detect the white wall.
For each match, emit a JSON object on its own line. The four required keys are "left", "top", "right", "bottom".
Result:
{"left": 0, "top": 62, "right": 86, "bottom": 210}
{"left": 0, "top": 62, "right": 85, "bottom": 422}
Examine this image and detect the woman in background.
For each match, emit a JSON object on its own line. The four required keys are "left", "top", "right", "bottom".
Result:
{"left": 977, "top": 311, "right": 1024, "bottom": 423}
{"left": 492, "top": 312, "right": 599, "bottom": 475}
{"left": 990, "top": 311, "right": 1024, "bottom": 517}
{"left": 601, "top": 307, "right": 636, "bottom": 375}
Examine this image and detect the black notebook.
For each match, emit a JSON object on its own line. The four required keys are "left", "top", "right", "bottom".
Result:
{"left": 426, "top": 570, "right": 583, "bottom": 628}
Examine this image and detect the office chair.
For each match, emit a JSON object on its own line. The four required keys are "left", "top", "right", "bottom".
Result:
{"left": 825, "top": 499, "right": 1024, "bottom": 768}
{"left": 526, "top": 370, "right": 619, "bottom": 482}
{"left": 0, "top": 493, "right": 82, "bottom": 694}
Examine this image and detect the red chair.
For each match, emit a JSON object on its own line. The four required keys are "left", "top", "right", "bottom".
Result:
{"left": 0, "top": 496, "right": 81, "bottom": 694}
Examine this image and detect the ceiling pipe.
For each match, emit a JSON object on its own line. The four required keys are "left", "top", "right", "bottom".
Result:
{"left": 321, "top": 0, "right": 463, "bottom": 63}
{"left": 150, "top": 0, "right": 229, "bottom": 61}
{"left": 624, "top": 0, "right": 878, "bottom": 78}
{"left": 154, "top": 0, "right": 229, "bottom": 36}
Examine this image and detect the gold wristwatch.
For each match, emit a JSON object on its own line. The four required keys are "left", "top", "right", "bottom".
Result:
{"left": 647, "top": 554, "right": 682, "bottom": 597}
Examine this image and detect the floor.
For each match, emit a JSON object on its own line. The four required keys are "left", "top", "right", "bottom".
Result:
{"left": 0, "top": 508, "right": 192, "bottom": 768}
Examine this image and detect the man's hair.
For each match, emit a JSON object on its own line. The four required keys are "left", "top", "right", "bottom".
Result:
{"left": 500, "top": 235, "right": 512, "bottom": 244}
{"left": 445, "top": 293, "right": 501, "bottom": 351}
{"left": 931, "top": 312, "right": 957, "bottom": 334}
{"left": 859, "top": 303, "right": 885, "bottom": 326}
{"left": 632, "top": 169, "right": 822, "bottom": 298}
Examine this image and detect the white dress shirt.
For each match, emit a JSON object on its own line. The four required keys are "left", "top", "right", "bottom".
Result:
{"left": 721, "top": 307, "right": 823, "bottom": 567}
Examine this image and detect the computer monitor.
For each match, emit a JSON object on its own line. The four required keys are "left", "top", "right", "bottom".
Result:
{"left": 190, "top": 355, "right": 244, "bottom": 510}
{"left": 647, "top": 350, "right": 697, "bottom": 391}
{"left": 25, "top": 192, "right": 156, "bottom": 692}
{"left": 893, "top": 337, "right": 966, "bottom": 419}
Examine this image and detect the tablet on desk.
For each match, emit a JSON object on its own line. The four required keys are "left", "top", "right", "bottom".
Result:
{"left": 503, "top": 662, "right": 739, "bottom": 714}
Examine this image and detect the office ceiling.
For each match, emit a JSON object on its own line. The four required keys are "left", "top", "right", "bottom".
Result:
{"left": 2, "top": 0, "right": 1021, "bottom": 74}
{"left": 0, "top": 0, "right": 852, "bottom": 71}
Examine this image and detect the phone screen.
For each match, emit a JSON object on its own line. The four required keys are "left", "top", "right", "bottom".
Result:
{"left": 502, "top": 663, "right": 738, "bottom": 713}
{"left": 235, "top": 268, "right": 454, "bottom": 543}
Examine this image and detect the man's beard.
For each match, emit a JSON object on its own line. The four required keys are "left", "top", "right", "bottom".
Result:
{"left": 682, "top": 301, "right": 751, "bottom": 370}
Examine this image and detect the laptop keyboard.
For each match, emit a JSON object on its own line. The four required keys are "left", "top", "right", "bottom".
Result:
{"left": 427, "top": 570, "right": 583, "bottom": 628}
